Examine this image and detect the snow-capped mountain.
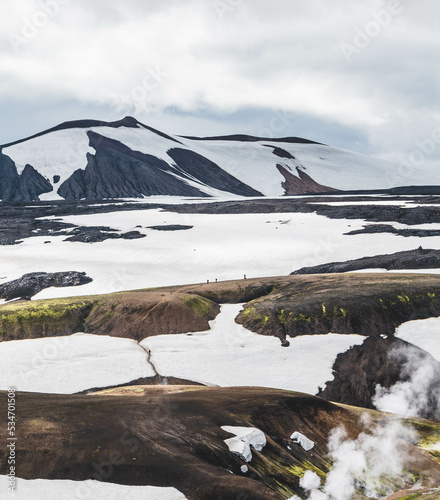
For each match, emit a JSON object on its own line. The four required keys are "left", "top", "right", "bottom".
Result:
{"left": 0, "top": 116, "right": 427, "bottom": 202}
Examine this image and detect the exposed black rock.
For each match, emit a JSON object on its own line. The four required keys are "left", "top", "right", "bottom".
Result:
{"left": 19, "top": 164, "right": 53, "bottom": 200}
{"left": 0, "top": 152, "right": 52, "bottom": 202}
{"left": 167, "top": 148, "right": 263, "bottom": 197}
{"left": 181, "top": 133, "right": 324, "bottom": 144}
{"left": 263, "top": 145, "right": 296, "bottom": 159}
{"left": 0, "top": 271, "right": 92, "bottom": 301}
{"left": 320, "top": 337, "right": 440, "bottom": 420}
{"left": 0, "top": 151, "right": 22, "bottom": 202}
{"left": 291, "top": 248, "right": 440, "bottom": 274}
{"left": 148, "top": 224, "right": 193, "bottom": 231}
{"left": 58, "top": 132, "right": 208, "bottom": 200}
{"left": 345, "top": 223, "right": 440, "bottom": 238}
{"left": 276, "top": 164, "right": 338, "bottom": 195}
{"left": 53, "top": 175, "right": 60, "bottom": 184}
{"left": 2, "top": 195, "right": 440, "bottom": 246}
{"left": 0, "top": 116, "right": 182, "bottom": 149}
{"left": 64, "top": 227, "right": 145, "bottom": 243}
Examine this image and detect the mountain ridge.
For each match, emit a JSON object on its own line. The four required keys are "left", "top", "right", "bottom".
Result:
{"left": 0, "top": 116, "right": 437, "bottom": 202}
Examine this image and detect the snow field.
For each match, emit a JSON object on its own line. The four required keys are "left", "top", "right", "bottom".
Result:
{"left": 0, "top": 333, "right": 154, "bottom": 394}
{"left": 0, "top": 476, "right": 187, "bottom": 500}
{"left": 2, "top": 207, "right": 440, "bottom": 301}
{"left": 395, "top": 317, "right": 440, "bottom": 362}
{"left": 141, "top": 304, "right": 365, "bottom": 394}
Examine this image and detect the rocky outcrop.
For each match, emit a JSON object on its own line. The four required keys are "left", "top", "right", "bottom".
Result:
{"left": 291, "top": 247, "right": 440, "bottom": 274}
{"left": 320, "top": 336, "right": 440, "bottom": 420}
{"left": 58, "top": 132, "right": 208, "bottom": 200}
{"left": 64, "top": 227, "right": 145, "bottom": 243}
{"left": 276, "top": 164, "right": 338, "bottom": 195}
{"left": 0, "top": 271, "right": 92, "bottom": 301}
{"left": 147, "top": 224, "right": 193, "bottom": 231}
{"left": 0, "top": 152, "right": 52, "bottom": 202}
{"left": 236, "top": 273, "right": 440, "bottom": 341}
{"left": 263, "top": 145, "right": 296, "bottom": 159}
{"left": 345, "top": 223, "right": 440, "bottom": 238}
{"left": 0, "top": 289, "right": 221, "bottom": 342}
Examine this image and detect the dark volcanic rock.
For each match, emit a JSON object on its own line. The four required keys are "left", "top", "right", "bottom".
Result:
{"left": 320, "top": 337, "right": 440, "bottom": 420}
{"left": 181, "top": 133, "right": 323, "bottom": 144}
{"left": 64, "top": 227, "right": 145, "bottom": 243}
{"left": 147, "top": 224, "right": 193, "bottom": 231}
{"left": 292, "top": 247, "right": 440, "bottom": 274}
{"left": 276, "top": 164, "right": 338, "bottom": 195}
{"left": 345, "top": 223, "right": 440, "bottom": 238}
{"left": 0, "top": 271, "right": 92, "bottom": 301}
{"left": 58, "top": 132, "right": 208, "bottom": 200}
{"left": 263, "top": 145, "right": 296, "bottom": 159}
{"left": 319, "top": 337, "right": 402, "bottom": 408}
{"left": 0, "top": 151, "right": 22, "bottom": 202}
{"left": 0, "top": 152, "right": 52, "bottom": 202}
{"left": 167, "top": 148, "right": 263, "bottom": 197}
{"left": 19, "top": 164, "right": 53, "bottom": 200}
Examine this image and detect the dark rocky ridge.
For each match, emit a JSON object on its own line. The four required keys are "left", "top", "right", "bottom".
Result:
{"left": 236, "top": 273, "right": 440, "bottom": 340}
{"left": 264, "top": 145, "right": 296, "bottom": 159}
{"left": 58, "top": 132, "right": 208, "bottom": 200}
{"left": 2, "top": 273, "right": 440, "bottom": 343}
{"left": 345, "top": 223, "right": 440, "bottom": 238}
{"left": 292, "top": 248, "right": 440, "bottom": 274}
{"left": 0, "top": 116, "right": 182, "bottom": 149}
{"left": 181, "top": 133, "right": 324, "bottom": 144}
{"left": 0, "top": 271, "right": 92, "bottom": 301}
{"left": 276, "top": 164, "right": 338, "bottom": 195}
{"left": 147, "top": 224, "right": 193, "bottom": 231}
{"left": 0, "top": 152, "right": 52, "bottom": 202}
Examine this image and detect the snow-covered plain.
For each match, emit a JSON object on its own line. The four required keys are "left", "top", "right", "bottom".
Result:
{"left": 0, "top": 333, "right": 154, "bottom": 393}
{"left": 2, "top": 207, "right": 440, "bottom": 300}
{"left": 395, "top": 317, "right": 440, "bottom": 362}
{"left": 141, "top": 304, "right": 365, "bottom": 394}
{"left": 0, "top": 476, "right": 187, "bottom": 500}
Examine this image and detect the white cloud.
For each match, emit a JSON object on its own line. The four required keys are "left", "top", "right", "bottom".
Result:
{"left": 1, "top": 0, "right": 439, "bottom": 170}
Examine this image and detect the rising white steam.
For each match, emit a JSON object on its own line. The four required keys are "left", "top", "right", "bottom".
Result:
{"left": 373, "top": 343, "right": 440, "bottom": 420}
{"left": 300, "top": 415, "right": 414, "bottom": 500}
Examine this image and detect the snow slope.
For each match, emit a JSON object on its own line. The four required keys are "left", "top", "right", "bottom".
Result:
{"left": 0, "top": 333, "right": 154, "bottom": 393}
{"left": 0, "top": 476, "right": 187, "bottom": 500}
{"left": 395, "top": 317, "right": 440, "bottom": 362}
{"left": 141, "top": 304, "right": 365, "bottom": 394}
{"left": 2, "top": 117, "right": 432, "bottom": 201}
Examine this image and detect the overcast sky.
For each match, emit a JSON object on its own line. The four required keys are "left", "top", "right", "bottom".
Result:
{"left": 1, "top": 0, "right": 439, "bottom": 172}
